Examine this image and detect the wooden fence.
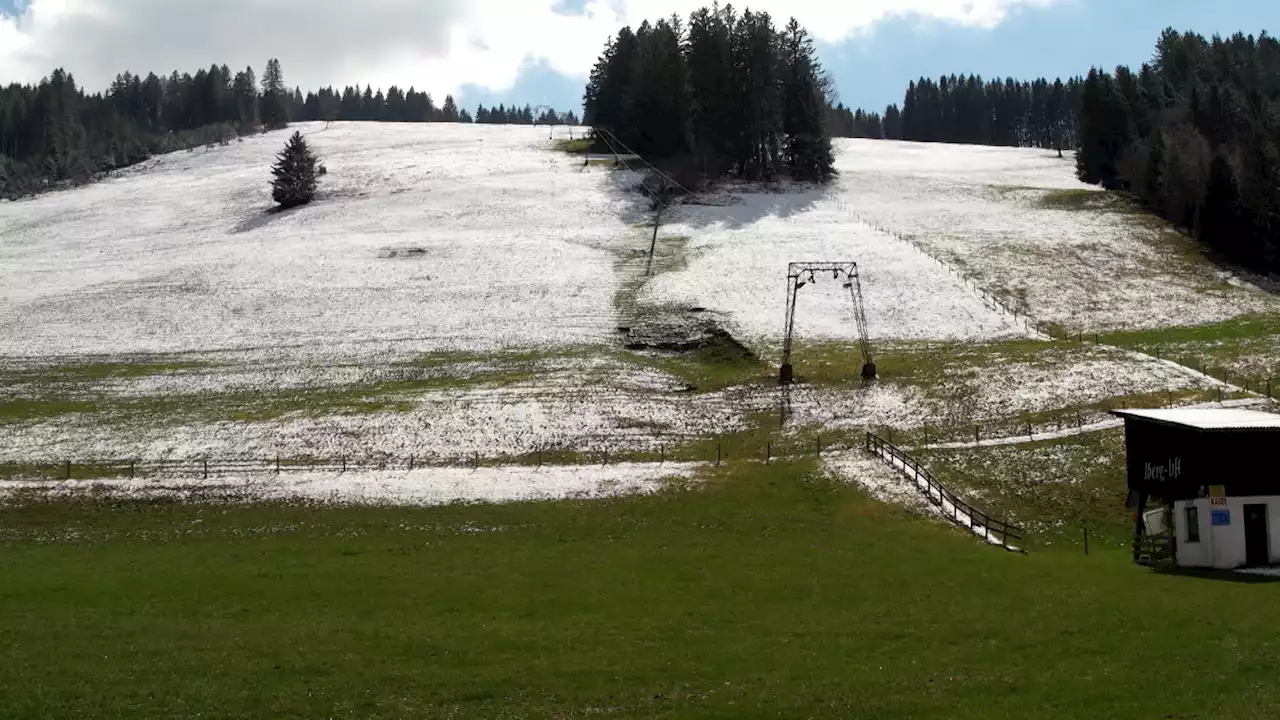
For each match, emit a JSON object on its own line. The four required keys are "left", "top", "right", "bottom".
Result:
{"left": 865, "top": 432, "right": 1025, "bottom": 549}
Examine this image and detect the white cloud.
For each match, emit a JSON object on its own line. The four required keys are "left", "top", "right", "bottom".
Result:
{"left": 0, "top": 0, "right": 1064, "bottom": 98}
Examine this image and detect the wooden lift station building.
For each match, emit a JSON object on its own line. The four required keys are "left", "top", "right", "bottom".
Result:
{"left": 1114, "top": 407, "right": 1280, "bottom": 569}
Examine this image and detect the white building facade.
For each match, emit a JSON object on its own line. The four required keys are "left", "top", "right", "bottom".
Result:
{"left": 1116, "top": 407, "right": 1280, "bottom": 570}
{"left": 1174, "top": 496, "right": 1279, "bottom": 569}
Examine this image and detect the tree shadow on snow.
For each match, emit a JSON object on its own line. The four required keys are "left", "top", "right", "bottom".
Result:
{"left": 231, "top": 187, "right": 346, "bottom": 234}
{"left": 603, "top": 168, "right": 827, "bottom": 230}
{"left": 232, "top": 204, "right": 304, "bottom": 235}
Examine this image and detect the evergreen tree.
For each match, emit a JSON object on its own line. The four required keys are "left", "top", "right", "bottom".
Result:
{"left": 584, "top": 5, "right": 835, "bottom": 182}
{"left": 780, "top": 17, "right": 835, "bottom": 180}
{"left": 270, "top": 130, "right": 318, "bottom": 208}
{"left": 685, "top": 5, "right": 736, "bottom": 174}
{"left": 259, "top": 58, "right": 288, "bottom": 130}
{"left": 441, "top": 95, "right": 459, "bottom": 121}
{"left": 233, "top": 67, "right": 258, "bottom": 127}
{"left": 883, "top": 104, "right": 903, "bottom": 140}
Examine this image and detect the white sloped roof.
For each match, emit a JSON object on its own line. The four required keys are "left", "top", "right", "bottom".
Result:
{"left": 1112, "top": 407, "right": 1280, "bottom": 431}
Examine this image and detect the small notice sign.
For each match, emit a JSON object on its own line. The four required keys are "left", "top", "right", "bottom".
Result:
{"left": 1210, "top": 484, "right": 1226, "bottom": 498}
{"left": 1211, "top": 496, "right": 1228, "bottom": 506}
{"left": 1212, "top": 509, "right": 1231, "bottom": 526}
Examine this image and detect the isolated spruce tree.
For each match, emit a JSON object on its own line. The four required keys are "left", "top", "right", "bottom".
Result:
{"left": 270, "top": 131, "right": 318, "bottom": 209}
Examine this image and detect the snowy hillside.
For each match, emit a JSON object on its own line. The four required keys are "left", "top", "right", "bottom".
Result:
{"left": 834, "top": 139, "right": 1278, "bottom": 331}
{"left": 1, "top": 122, "right": 1274, "bottom": 479}
{"left": 0, "top": 123, "right": 627, "bottom": 359}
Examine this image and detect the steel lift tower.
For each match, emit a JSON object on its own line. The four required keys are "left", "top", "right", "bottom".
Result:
{"left": 779, "top": 261, "right": 876, "bottom": 384}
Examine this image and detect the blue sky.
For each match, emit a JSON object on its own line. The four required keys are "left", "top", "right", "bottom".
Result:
{"left": 465, "top": 0, "right": 1277, "bottom": 113}
{"left": 2, "top": 0, "right": 1274, "bottom": 114}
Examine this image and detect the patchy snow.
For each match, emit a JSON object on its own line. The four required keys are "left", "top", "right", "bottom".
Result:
{"left": 823, "top": 450, "right": 933, "bottom": 511}
{"left": 1236, "top": 567, "right": 1280, "bottom": 578}
{"left": 0, "top": 461, "right": 703, "bottom": 506}
{"left": 826, "top": 447, "right": 1019, "bottom": 550}
{"left": 0, "top": 122, "right": 625, "bottom": 360}
{"left": 832, "top": 139, "right": 1280, "bottom": 331}
{"left": 864, "top": 445, "right": 1021, "bottom": 550}
{"left": 923, "top": 345, "right": 1229, "bottom": 425}
{"left": 780, "top": 383, "right": 933, "bottom": 430}
{"left": 916, "top": 397, "right": 1271, "bottom": 450}
{"left": 0, "top": 380, "right": 757, "bottom": 463}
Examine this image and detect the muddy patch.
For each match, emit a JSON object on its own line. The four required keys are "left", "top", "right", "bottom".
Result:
{"left": 378, "top": 246, "right": 428, "bottom": 259}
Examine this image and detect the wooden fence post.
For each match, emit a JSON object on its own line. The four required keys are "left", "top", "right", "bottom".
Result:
{"left": 129, "top": 460, "right": 135, "bottom": 478}
{"left": 275, "top": 455, "right": 280, "bottom": 475}
{"left": 1084, "top": 522, "right": 1090, "bottom": 555}
{"left": 203, "top": 458, "right": 208, "bottom": 480}
{"left": 716, "top": 443, "right": 721, "bottom": 466}
{"left": 766, "top": 442, "right": 771, "bottom": 464}
{"left": 660, "top": 444, "right": 665, "bottom": 464}
{"left": 64, "top": 460, "right": 71, "bottom": 481}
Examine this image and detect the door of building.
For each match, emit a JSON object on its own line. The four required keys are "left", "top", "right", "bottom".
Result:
{"left": 1243, "top": 504, "right": 1270, "bottom": 567}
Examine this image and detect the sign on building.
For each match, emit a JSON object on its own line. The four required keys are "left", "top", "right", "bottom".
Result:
{"left": 1210, "top": 485, "right": 1227, "bottom": 506}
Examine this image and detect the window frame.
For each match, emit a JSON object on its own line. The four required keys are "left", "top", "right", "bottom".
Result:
{"left": 1185, "top": 505, "right": 1201, "bottom": 544}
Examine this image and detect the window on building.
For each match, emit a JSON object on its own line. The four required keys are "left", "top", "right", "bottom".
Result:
{"left": 1186, "top": 506, "right": 1201, "bottom": 543}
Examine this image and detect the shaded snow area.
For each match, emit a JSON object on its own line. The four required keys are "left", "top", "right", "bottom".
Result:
{"left": 646, "top": 186, "right": 1026, "bottom": 348}
{"left": 0, "top": 462, "right": 702, "bottom": 506}
{"left": 0, "top": 123, "right": 623, "bottom": 359}
{"left": 832, "top": 139, "right": 1280, "bottom": 331}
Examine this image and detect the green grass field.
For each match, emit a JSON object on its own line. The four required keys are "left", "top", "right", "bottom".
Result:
{"left": 4, "top": 459, "right": 1279, "bottom": 719}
